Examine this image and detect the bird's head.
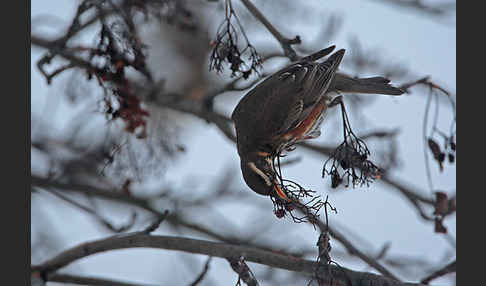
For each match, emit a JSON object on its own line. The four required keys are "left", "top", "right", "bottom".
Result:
{"left": 240, "top": 151, "right": 289, "bottom": 201}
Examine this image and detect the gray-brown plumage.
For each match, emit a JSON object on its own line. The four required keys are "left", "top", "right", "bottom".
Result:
{"left": 231, "top": 46, "right": 403, "bottom": 199}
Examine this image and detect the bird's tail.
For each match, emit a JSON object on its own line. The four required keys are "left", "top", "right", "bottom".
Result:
{"left": 330, "top": 73, "right": 404, "bottom": 96}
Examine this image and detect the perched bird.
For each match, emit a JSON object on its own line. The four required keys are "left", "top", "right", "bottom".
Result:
{"left": 231, "top": 46, "right": 403, "bottom": 201}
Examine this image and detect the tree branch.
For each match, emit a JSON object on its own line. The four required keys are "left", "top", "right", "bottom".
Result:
{"left": 32, "top": 234, "right": 426, "bottom": 286}
{"left": 295, "top": 203, "right": 401, "bottom": 281}
{"left": 31, "top": 35, "right": 97, "bottom": 71}
{"left": 46, "top": 273, "right": 157, "bottom": 286}
{"left": 239, "top": 0, "right": 301, "bottom": 61}
{"left": 420, "top": 260, "right": 456, "bottom": 284}
{"left": 31, "top": 175, "right": 167, "bottom": 218}
{"left": 372, "top": 0, "right": 455, "bottom": 18}
{"left": 301, "top": 141, "right": 439, "bottom": 220}
{"left": 37, "top": 187, "right": 138, "bottom": 233}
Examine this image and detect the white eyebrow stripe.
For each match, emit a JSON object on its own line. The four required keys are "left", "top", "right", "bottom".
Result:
{"left": 248, "top": 162, "right": 272, "bottom": 186}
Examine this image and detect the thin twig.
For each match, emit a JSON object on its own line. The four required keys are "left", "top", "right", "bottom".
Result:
{"left": 40, "top": 188, "right": 137, "bottom": 233}
{"left": 142, "top": 210, "right": 170, "bottom": 234}
{"left": 239, "top": 0, "right": 301, "bottom": 61}
{"left": 227, "top": 256, "right": 260, "bottom": 286}
{"left": 373, "top": 0, "right": 455, "bottom": 18}
{"left": 31, "top": 175, "right": 167, "bottom": 218}
{"left": 295, "top": 203, "right": 401, "bottom": 281}
{"left": 188, "top": 257, "right": 212, "bottom": 286}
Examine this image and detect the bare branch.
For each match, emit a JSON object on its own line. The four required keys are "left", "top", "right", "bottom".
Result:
{"left": 239, "top": 0, "right": 301, "bottom": 61}
{"left": 330, "top": 225, "right": 400, "bottom": 281}
{"left": 31, "top": 175, "right": 167, "bottom": 218}
{"left": 38, "top": 188, "right": 137, "bottom": 233}
{"left": 302, "top": 141, "right": 442, "bottom": 222}
{"left": 31, "top": 234, "right": 426, "bottom": 286}
{"left": 372, "top": 0, "right": 455, "bottom": 18}
{"left": 420, "top": 260, "right": 456, "bottom": 284}
{"left": 32, "top": 35, "right": 97, "bottom": 72}
{"left": 142, "top": 210, "right": 170, "bottom": 234}
{"left": 188, "top": 257, "right": 212, "bottom": 286}
{"left": 33, "top": 173, "right": 442, "bottom": 282}
{"left": 46, "top": 273, "right": 157, "bottom": 286}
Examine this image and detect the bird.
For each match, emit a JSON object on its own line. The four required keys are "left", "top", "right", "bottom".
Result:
{"left": 231, "top": 45, "right": 404, "bottom": 202}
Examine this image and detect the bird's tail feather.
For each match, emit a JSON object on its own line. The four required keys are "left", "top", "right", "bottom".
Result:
{"left": 330, "top": 73, "right": 404, "bottom": 96}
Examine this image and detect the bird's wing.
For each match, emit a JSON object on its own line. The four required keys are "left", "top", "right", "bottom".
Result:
{"left": 232, "top": 49, "right": 345, "bottom": 149}
{"left": 271, "top": 49, "right": 345, "bottom": 136}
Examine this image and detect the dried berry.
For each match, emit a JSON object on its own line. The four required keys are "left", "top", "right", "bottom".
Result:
{"left": 438, "top": 152, "right": 445, "bottom": 163}
{"left": 434, "top": 217, "right": 447, "bottom": 233}
{"left": 339, "top": 160, "right": 349, "bottom": 170}
{"left": 274, "top": 209, "right": 285, "bottom": 218}
{"left": 433, "top": 192, "right": 448, "bottom": 216}
{"left": 450, "top": 142, "right": 456, "bottom": 151}
{"left": 428, "top": 138, "right": 442, "bottom": 159}
{"left": 331, "top": 172, "right": 342, "bottom": 188}
{"left": 284, "top": 203, "right": 294, "bottom": 212}
{"left": 448, "top": 153, "right": 455, "bottom": 163}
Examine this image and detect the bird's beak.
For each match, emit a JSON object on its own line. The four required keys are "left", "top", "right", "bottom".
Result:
{"left": 274, "top": 181, "right": 290, "bottom": 202}
{"left": 262, "top": 155, "right": 290, "bottom": 202}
